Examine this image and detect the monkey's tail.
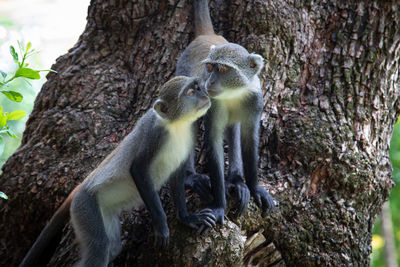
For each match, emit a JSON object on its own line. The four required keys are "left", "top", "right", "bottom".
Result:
{"left": 19, "top": 184, "right": 82, "bottom": 267}
{"left": 194, "top": 0, "right": 215, "bottom": 37}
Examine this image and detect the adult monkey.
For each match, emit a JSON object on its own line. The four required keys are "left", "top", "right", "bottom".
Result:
{"left": 20, "top": 76, "right": 215, "bottom": 267}
{"left": 176, "top": 0, "right": 274, "bottom": 224}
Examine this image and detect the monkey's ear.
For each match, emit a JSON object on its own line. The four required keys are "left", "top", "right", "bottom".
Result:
{"left": 153, "top": 99, "right": 168, "bottom": 119}
{"left": 248, "top": 54, "right": 265, "bottom": 74}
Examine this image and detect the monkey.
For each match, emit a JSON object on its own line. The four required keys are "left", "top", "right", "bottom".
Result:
{"left": 175, "top": 0, "right": 274, "bottom": 224}
{"left": 20, "top": 76, "right": 216, "bottom": 267}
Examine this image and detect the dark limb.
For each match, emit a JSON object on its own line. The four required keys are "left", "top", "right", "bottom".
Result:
{"left": 70, "top": 189, "right": 110, "bottom": 267}
{"left": 204, "top": 115, "right": 226, "bottom": 224}
{"left": 184, "top": 122, "right": 214, "bottom": 203}
{"left": 226, "top": 123, "right": 250, "bottom": 217}
{"left": 170, "top": 160, "right": 216, "bottom": 234}
{"left": 241, "top": 118, "right": 274, "bottom": 216}
{"left": 130, "top": 163, "right": 169, "bottom": 249}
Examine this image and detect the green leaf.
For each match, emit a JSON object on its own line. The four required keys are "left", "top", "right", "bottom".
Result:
{"left": 0, "top": 191, "right": 8, "bottom": 200}
{"left": 7, "top": 110, "right": 26, "bottom": 121}
{"left": 0, "top": 136, "right": 4, "bottom": 156}
{"left": 6, "top": 128, "right": 16, "bottom": 138}
{"left": 9, "top": 46, "right": 18, "bottom": 62}
{"left": 26, "top": 42, "right": 32, "bottom": 52}
{"left": 40, "top": 69, "right": 57, "bottom": 73}
{"left": 15, "top": 68, "right": 40, "bottom": 80}
{"left": 0, "top": 70, "right": 6, "bottom": 79}
{"left": 0, "top": 114, "right": 7, "bottom": 128}
{"left": 1, "top": 91, "right": 23, "bottom": 102}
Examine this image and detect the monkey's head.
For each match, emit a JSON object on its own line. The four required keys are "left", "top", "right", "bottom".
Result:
{"left": 153, "top": 76, "right": 211, "bottom": 122}
{"left": 202, "top": 43, "right": 264, "bottom": 98}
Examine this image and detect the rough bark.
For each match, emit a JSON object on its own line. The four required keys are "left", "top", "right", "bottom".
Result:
{"left": 1, "top": 0, "right": 399, "bottom": 266}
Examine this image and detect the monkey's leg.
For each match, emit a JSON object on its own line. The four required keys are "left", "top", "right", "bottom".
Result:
{"left": 184, "top": 123, "right": 214, "bottom": 203}
{"left": 104, "top": 214, "right": 122, "bottom": 261}
{"left": 241, "top": 118, "right": 274, "bottom": 216}
{"left": 171, "top": 160, "right": 216, "bottom": 233}
{"left": 184, "top": 150, "right": 214, "bottom": 202}
{"left": 131, "top": 164, "right": 169, "bottom": 249}
{"left": 70, "top": 189, "right": 110, "bottom": 267}
{"left": 204, "top": 115, "right": 226, "bottom": 224}
{"left": 226, "top": 124, "right": 250, "bottom": 216}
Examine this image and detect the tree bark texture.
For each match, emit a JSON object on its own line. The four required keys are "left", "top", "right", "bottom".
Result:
{"left": 1, "top": 0, "right": 400, "bottom": 266}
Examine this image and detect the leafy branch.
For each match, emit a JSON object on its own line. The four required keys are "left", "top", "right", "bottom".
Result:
{"left": 0, "top": 41, "right": 55, "bottom": 200}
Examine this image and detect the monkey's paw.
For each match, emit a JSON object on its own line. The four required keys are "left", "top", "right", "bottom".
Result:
{"left": 180, "top": 208, "right": 217, "bottom": 234}
{"left": 210, "top": 207, "right": 225, "bottom": 224}
{"left": 227, "top": 180, "right": 250, "bottom": 217}
{"left": 184, "top": 173, "right": 213, "bottom": 203}
{"left": 250, "top": 185, "right": 274, "bottom": 217}
{"left": 154, "top": 225, "right": 169, "bottom": 250}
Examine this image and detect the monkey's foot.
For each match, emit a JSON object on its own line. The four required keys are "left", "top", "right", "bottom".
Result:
{"left": 153, "top": 224, "right": 169, "bottom": 250}
{"left": 180, "top": 208, "right": 217, "bottom": 234}
{"left": 196, "top": 206, "right": 225, "bottom": 234}
{"left": 227, "top": 180, "right": 250, "bottom": 217}
{"left": 250, "top": 185, "right": 274, "bottom": 217}
{"left": 210, "top": 207, "right": 225, "bottom": 224}
{"left": 184, "top": 173, "right": 213, "bottom": 203}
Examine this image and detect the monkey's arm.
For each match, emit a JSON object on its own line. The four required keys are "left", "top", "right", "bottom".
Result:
{"left": 226, "top": 124, "right": 250, "bottom": 216}
{"left": 184, "top": 122, "right": 214, "bottom": 203}
{"left": 184, "top": 149, "right": 214, "bottom": 203}
{"left": 131, "top": 163, "right": 169, "bottom": 249}
{"left": 241, "top": 115, "right": 274, "bottom": 216}
{"left": 170, "top": 160, "right": 216, "bottom": 233}
{"left": 204, "top": 115, "right": 226, "bottom": 224}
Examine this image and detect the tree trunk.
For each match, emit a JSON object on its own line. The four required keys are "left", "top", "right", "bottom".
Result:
{"left": 1, "top": 0, "right": 399, "bottom": 266}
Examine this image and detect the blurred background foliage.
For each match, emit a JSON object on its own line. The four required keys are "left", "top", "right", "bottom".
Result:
{"left": 0, "top": 0, "right": 398, "bottom": 266}
{"left": 0, "top": 0, "right": 88, "bottom": 164}
{"left": 371, "top": 121, "right": 400, "bottom": 267}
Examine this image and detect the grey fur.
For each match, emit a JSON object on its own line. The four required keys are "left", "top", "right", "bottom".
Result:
{"left": 20, "top": 76, "right": 215, "bottom": 267}
{"left": 176, "top": 0, "right": 274, "bottom": 225}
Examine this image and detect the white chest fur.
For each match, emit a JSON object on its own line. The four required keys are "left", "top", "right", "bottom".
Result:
{"left": 218, "top": 77, "right": 261, "bottom": 125}
{"left": 149, "top": 121, "right": 193, "bottom": 188}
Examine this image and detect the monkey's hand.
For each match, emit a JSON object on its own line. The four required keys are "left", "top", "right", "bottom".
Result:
{"left": 180, "top": 208, "right": 216, "bottom": 234}
{"left": 227, "top": 180, "right": 250, "bottom": 217}
{"left": 196, "top": 207, "right": 225, "bottom": 234}
{"left": 250, "top": 185, "right": 274, "bottom": 217}
{"left": 153, "top": 223, "right": 169, "bottom": 250}
{"left": 184, "top": 173, "right": 213, "bottom": 203}
{"left": 209, "top": 207, "right": 225, "bottom": 224}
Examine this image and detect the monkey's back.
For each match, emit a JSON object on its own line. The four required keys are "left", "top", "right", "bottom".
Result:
{"left": 82, "top": 111, "right": 163, "bottom": 214}
{"left": 176, "top": 34, "right": 227, "bottom": 78}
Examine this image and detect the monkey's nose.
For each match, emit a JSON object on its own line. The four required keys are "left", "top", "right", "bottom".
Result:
{"left": 200, "top": 94, "right": 209, "bottom": 101}
{"left": 205, "top": 79, "right": 214, "bottom": 91}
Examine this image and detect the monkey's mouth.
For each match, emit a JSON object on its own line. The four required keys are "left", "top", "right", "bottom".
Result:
{"left": 207, "top": 89, "right": 219, "bottom": 97}
{"left": 198, "top": 100, "right": 211, "bottom": 110}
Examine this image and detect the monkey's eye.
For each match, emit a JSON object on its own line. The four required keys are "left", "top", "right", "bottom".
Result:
{"left": 186, "top": 89, "right": 195, "bottom": 96}
{"left": 218, "top": 64, "right": 228, "bottom": 74}
{"left": 194, "top": 83, "right": 201, "bottom": 91}
{"left": 206, "top": 63, "right": 213, "bottom": 73}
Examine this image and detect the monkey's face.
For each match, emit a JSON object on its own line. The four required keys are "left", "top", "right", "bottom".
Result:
{"left": 176, "top": 78, "right": 211, "bottom": 121}
{"left": 154, "top": 77, "right": 210, "bottom": 122}
{"left": 203, "top": 63, "right": 248, "bottom": 98}
{"left": 202, "top": 43, "right": 265, "bottom": 99}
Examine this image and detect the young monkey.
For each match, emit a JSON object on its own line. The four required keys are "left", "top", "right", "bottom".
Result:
{"left": 20, "top": 76, "right": 215, "bottom": 267}
{"left": 176, "top": 0, "right": 274, "bottom": 224}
